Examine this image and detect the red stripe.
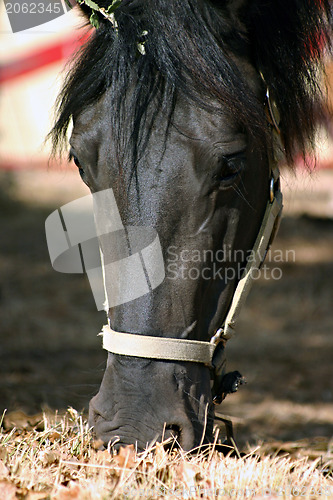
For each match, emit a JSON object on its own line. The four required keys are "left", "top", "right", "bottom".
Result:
{"left": 0, "top": 31, "right": 90, "bottom": 84}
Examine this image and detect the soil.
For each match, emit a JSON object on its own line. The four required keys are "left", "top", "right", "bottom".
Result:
{"left": 0, "top": 167, "right": 332, "bottom": 451}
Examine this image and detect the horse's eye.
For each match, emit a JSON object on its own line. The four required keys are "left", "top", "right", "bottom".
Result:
{"left": 216, "top": 151, "right": 246, "bottom": 187}
{"left": 73, "top": 155, "right": 80, "bottom": 168}
{"left": 70, "top": 153, "right": 85, "bottom": 180}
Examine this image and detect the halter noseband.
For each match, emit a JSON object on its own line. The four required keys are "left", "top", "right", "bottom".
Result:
{"left": 100, "top": 85, "right": 283, "bottom": 404}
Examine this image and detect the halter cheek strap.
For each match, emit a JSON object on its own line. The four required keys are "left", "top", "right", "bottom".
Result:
{"left": 214, "top": 167, "right": 282, "bottom": 342}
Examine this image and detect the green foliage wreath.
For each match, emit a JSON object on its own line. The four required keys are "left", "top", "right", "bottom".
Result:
{"left": 66, "top": 0, "right": 122, "bottom": 29}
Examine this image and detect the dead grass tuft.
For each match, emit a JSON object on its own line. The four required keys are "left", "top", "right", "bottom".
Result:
{"left": 1, "top": 409, "right": 332, "bottom": 499}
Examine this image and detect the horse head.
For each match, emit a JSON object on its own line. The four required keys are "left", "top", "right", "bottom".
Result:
{"left": 51, "top": 0, "right": 331, "bottom": 451}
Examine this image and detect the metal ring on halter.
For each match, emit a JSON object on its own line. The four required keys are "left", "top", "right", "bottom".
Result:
{"left": 270, "top": 177, "right": 275, "bottom": 203}
{"left": 210, "top": 328, "right": 224, "bottom": 345}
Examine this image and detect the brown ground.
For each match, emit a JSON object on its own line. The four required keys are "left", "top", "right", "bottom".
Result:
{"left": 0, "top": 167, "right": 332, "bottom": 452}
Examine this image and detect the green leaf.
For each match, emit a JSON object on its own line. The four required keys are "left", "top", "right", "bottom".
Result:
{"left": 89, "top": 11, "right": 100, "bottom": 28}
{"left": 83, "top": 0, "right": 101, "bottom": 12}
{"left": 137, "top": 42, "right": 146, "bottom": 55}
{"left": 106, "top": 0, "right": 122, "bottom": 14}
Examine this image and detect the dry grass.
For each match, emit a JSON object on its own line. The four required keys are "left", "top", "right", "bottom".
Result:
{"left": 1, "top": 409, "right": 332, "bottom": 499}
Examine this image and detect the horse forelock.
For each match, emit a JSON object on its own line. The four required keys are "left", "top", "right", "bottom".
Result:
{"left": 50, "top": 0, "right": 332, "bottom": 168}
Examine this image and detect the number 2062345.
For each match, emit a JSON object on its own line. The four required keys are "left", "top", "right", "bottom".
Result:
{"left": 5, "top": 2, "right": 64, "bottom": 15}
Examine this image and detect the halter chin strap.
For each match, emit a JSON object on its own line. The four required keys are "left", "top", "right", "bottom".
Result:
{"left": 100, "top": 86, "right": 283, "bottom": 372}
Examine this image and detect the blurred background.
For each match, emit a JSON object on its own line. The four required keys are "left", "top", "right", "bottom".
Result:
{"left": 0, "top": 2, "right": 332, "bottom": 448}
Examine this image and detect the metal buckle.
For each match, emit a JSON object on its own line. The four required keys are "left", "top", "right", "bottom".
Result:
{"left": 210, "top": 327, "right": 224, "bottom": 345}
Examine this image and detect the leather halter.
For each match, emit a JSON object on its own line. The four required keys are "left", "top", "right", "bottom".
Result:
{"left": 100, "top": 86, "right": 283, "bottom": 397}
{"left": 101, "top": 174, "right": 282, "bottom": 357}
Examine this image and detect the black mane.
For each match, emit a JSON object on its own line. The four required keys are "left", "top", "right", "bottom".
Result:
{"left": 51, "top": 0, "right": 332, "bottom": 166}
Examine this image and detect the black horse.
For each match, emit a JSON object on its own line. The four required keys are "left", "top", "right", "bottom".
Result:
{"left": 51, "top": 0, "right": 332, "bottom": 451}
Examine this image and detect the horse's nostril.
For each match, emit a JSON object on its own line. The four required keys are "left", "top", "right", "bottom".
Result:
{"left": 164, "top": 424, "right": 181, "bottom": 449}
